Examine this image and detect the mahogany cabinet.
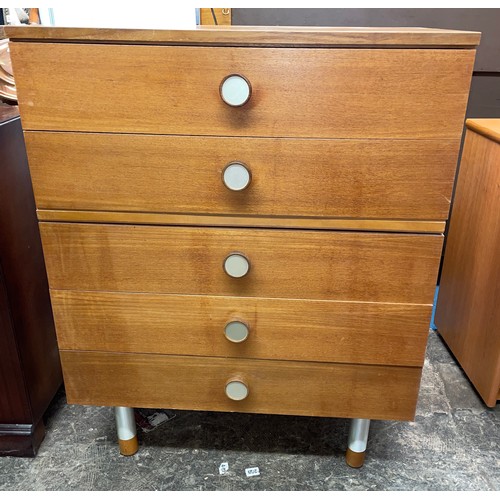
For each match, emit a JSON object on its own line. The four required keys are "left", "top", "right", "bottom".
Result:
{"left": 0, "top": 106, "right": 62, "bottom": 456}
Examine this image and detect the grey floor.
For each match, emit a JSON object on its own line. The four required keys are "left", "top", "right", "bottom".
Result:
{"left": 0, "top": 331, "right": 498, "bottom": 491}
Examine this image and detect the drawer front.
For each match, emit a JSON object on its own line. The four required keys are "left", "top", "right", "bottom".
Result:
{"left": 51, "top": 290, "right": 431, "bottom": 367}
{"left": 12, "top": 43, "right": 474, "bottom": 139}
{"left": 41, "top": 223, "right": 442, "bottom": 304}
{"left": 60, "top": 351, "right": 421, "bottom": 421}
{"left": 26, "top": 132, "right": 458, "bottom": 220}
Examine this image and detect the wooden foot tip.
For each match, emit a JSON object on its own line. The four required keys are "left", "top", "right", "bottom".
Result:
{"left": 346, "top": 448, "right": 365, "bottom": 468}
{"left": 119, "top": 435, "right": 138, "bottom": 456}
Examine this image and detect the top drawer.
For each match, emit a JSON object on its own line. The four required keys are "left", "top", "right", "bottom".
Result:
{"left": 10, "top": 43, "right": 474, "bottom": 139}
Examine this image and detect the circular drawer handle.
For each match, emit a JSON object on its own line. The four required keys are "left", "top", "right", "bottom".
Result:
{"left": 224, "top": 320, "right": 249, "bottom": 343}
{"left": 225, "top": 379, "right": 249, "bottom": 401}
{"left": 222, "top": 162, "right": 251, "bottom": 191}
{"left": 223, "top": 252, "right": 250, "bottom": 278}
{"left": 220, "top": 74, "right": 252, "bottom": 107}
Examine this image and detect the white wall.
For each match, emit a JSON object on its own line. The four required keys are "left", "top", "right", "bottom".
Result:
{"left": 38, "top": 6, "right": 197, "bottom": 29}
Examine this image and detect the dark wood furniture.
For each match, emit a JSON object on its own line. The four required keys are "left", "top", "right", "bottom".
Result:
{"left": 0, "top": 105, "right": 62, "bottom": 457}
{"left": 435, "top": 119, "right": 500, "bottom": 408}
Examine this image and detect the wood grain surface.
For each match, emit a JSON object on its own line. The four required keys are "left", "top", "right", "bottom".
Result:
{"left": 40, "top": 223, "right": 443, "bottom": 304}
{"left": 51, "top": 290, "right": 431, "bottom": 367}
{"left": 435, "top": 129, "right": 500, "bottom": 407}
{"left": 0, "top": 270, "right": 31, "bottom": 424}
{"left": 4, "top": 25, "right": 481, "bottom": 47}
{"left": 60, "top": 350, "right": 422, "bottom": 420}
{"left": 36, "top": 210, "right": 447, "bottom": 234}
{"left": 466, "top": 118, "right": 500, "bottom": 144}
{"left": 11, "top": 44, "right": 475, "bottom": 138}
{"left": 25, "top": 132, "right": 459, "bottom": 220}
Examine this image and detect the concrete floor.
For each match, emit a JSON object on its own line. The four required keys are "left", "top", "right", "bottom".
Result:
{"left": 0, "top": 331, "right": 498, "bottom": 491}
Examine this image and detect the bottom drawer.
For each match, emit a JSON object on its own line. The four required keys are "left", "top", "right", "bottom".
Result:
{"left": 60, "top": 351, "right": 422, "bottom": 421}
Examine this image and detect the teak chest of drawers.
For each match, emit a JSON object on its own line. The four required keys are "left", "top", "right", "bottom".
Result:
{"left": 6, "top": 25, "right": 480, "bottom": 467}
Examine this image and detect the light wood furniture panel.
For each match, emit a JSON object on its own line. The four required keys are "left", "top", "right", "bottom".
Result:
{"left": 25, "top": 132, "right": 459, "bottom": 220}
{"left": 35, "top": 210, "right": 447, "bottom": 234}
{"left": 40, "top": 223, "right": 442, "bottom": 304}
{"left": 5, "top": 25, "right": 480, "bottom": 47}
{"left": 60, "top": 351, "right": 421, "bottom": 421}
{"left": 6, "top": 25, "right": 478, "bottom": 467}
{"left": 51, "top": 291, "right": 431, "bottom": 366}
{"left": 435, "top": 119, "right": 500, "bottom": 407}
{"left": 10, "top": 43, "right": 474, "bottom": 138}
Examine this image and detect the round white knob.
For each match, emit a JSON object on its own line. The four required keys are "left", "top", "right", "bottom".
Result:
{"left": 225, "top": 380, "right": 249, "bottom": 401}
{"left": 224, "top": 321, "right": 249, "bottom": 343}
{"left": 220, "top": 74, "right": 251, "bottom": 107}
{"left": 223, "top": 253, "right": 250, "bottom": 278}
{"left": 222, "top": 163, "right": 251, "bottom": 191}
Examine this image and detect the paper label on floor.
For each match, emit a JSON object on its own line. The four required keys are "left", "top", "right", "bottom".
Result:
{"left": 245, "top": 467, "right": 260, "bottom": 477}
{"left": 219, "top": 462, "right": 229, "bottom": 475}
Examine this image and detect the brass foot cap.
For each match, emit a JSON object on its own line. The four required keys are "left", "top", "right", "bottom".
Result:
{"left": 119, "top": 435, "right": 138, "bottom": 456}
{"left": 346, "top": 448, "right": 365, "bottom": 468}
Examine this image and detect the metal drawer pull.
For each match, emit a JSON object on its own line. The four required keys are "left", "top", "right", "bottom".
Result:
{"left": 220, "top": 74, "right": 251, "bottom": 107}
{"left": 222, "top": 162, "right": 251, "bottom": 191}
{"left": 225, "top": 380, "right": 249, "bottom": 401}
{"left": 223, "top": 252, "right": 250, "bottom": 278}
{"left": 224, "top": 320, "right": 249, "bottom": 343}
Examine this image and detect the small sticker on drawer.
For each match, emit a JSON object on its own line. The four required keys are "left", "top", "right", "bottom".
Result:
{"left": 245, "top": 467, "right": 260, "bottom": 477}
{"left": 219, "top": 462, "right": 229, "bottom": 475}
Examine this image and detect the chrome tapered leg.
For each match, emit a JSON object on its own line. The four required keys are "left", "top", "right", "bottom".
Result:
{"left": 346, "top": 418, "right": 370, "bottom": 468}
{"left": 115, "top": 406, "right": 138, "bottom": 456}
